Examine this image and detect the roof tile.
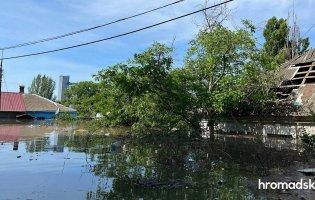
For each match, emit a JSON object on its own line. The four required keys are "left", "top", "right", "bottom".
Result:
{"left": 0, "top": 92, "right": 25, "bottom": 112}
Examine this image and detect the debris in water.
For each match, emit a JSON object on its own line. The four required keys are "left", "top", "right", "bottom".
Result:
{"left": 297, "top": 168, "right": 315, "bottom": 176}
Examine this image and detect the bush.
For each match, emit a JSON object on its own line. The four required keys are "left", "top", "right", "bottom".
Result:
{"left": 55, "top": 112, "right": 76, "bottom": 122}
{"left": 301, "top": 134, "right": 315, "bottom": 150}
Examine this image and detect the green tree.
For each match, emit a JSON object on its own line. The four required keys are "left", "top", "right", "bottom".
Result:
{"left": 63, "top": 81, "right": 100, "bottom": 117}
{"left": 185, "top": 22, "right": 270, "bottom": 130}
{"left": 263, "top": 17, "right": 289, "bottom": 60}
{"left": 263, "top": 16, "right": 309, "bottom": 63}
{"left": 66, "top": 22, "right": 282, "bottom": 135}
{"left": 95, "top": 44, "right": 191, "bottom": 131}
{"left": 95, "top": 22, "right": 270, "bottom": 135}
{"left": 28, "top": 74, "right": 55, "bottom": 100}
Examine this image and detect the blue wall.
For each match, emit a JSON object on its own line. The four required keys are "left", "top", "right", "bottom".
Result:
{"left": 26, "top": 111, "right": 77, "bottom": 120}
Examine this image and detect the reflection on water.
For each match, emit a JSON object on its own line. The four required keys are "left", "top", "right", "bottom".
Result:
{"left": 0, "top": 122, "right": 314, "bottom": 199}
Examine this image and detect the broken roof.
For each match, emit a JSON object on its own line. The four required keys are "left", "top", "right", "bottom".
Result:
{"left": 282, "top": 49, "right": 315, "bottom": 68}
{"left": 276, "top": 49, "right": 315, "bottom": 116}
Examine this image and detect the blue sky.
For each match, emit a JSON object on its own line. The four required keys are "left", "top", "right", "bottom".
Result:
{"left": 0, "top": 0, "right": 314, "bottom": 94}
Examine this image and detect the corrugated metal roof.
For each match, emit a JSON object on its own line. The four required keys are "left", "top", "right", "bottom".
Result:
{"left": 0, "top": 92, "right": 75, "bottom": 113}
{"left": 0, "top": 92, "right": 26, "bottom": 112}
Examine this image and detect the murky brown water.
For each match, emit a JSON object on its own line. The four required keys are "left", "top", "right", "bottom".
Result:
{"left": 0, "top": 121, "right": 314, "bottom": 200}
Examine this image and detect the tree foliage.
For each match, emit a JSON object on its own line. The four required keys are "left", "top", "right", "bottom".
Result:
{"left": 63, "top": 81, "right": 100, "bottom": 117}
{"left": 263, "top": 16, "right": 309, "bottom": 64}
{"left": 64, "top": 21, "right": 281, "bottom": 135}
{"left": 94, "top": 44, "right": 196, "bottom": 132}
{"left": 186, "top": 23, "right": 258, "bottom": 116}
{"left": 263, "top": 17, "right": 289, "bottom": 59}
{"left": 28, "top": 74, "right": 55, "bottom": 100}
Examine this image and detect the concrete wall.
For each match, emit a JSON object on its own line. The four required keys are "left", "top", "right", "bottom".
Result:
{"left": 201, "top": 120, "right": 315, "bottom": 138}
{"left": 220, "top": 122, "right": 315, "bottom": 138}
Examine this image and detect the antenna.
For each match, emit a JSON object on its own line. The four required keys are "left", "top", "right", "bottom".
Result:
{"left": 287, "top": 0, "right": 301, "bottom": 59}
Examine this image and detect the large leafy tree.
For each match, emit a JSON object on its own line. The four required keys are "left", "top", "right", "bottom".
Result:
{"left": 263, "top": 17, "right": 289, "bottom": 59}
{"left": 65, "top": 22, "right": 280, "bottom": 135}
{"left": 185, "top": 22, "right": 273, "bottom": 127}
{"left": 263, "top": 16, "right": 309, "bottom": 63}
{"left": 94, "top": 22, "right": 270, "bottom": 135}
{"left": 28, "top": 74, "right": 55, "bottom": 100}
{"left": 95, "top": 43, "right": 198, "bottom": 132}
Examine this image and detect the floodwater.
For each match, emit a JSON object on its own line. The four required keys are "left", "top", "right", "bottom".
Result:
{"left": 0, "top": 121, "right": 315, "bottom": 200}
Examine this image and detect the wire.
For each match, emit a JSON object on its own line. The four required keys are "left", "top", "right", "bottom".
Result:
{"left": 302, "top": 23, "right": 315, "bottom": 37}
{"left": 2, "top": 0, "right": 234, "bottom": 60}
{"left": 0, "top": 0, "right": 185, "bottom": 50}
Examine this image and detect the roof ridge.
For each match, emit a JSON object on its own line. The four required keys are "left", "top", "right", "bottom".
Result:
{"left": 25, "top": 93, "right": 76, "bottom": 112}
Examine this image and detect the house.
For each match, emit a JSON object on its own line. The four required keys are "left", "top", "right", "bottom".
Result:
{"left": 275, "top": 49, "right": 315, "bottom": 117}
{"left": 0, "top": 86, "right": 76, "bottom": 119}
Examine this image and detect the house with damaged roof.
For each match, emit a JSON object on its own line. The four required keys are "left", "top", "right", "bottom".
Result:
{"left": 275, "top": 49, "right": 315, "bottom": 118}
{"left": 206, "top": 50, "right": 315, "bottom": 138}
{"left": 0, "top": 85, "right": 76, "bottom": 119}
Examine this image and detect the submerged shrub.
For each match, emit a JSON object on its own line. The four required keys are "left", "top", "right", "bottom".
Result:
{"left": 55, "top": 112, "right": 76, "bottom": 122}
{"left": 301, "top": 134, "right": 315, "bottom": 150}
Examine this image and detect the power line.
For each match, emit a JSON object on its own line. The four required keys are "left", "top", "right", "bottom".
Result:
{"left": 0, "top": 0, "right": 185, "bottom": 50}
{"left": 2, "top": 0, "right": 234, "bottom": 60}
{"left": 302, "top": 23, "right": 315, "bottom": 37}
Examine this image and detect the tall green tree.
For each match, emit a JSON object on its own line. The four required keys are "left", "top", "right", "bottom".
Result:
{"left": 28, "top": 74, "right": 55, "bottom": 100}
{"left": 263, "top": 17, "right": 289, "bottom": 59}
{"left": 263, "top": 16, "right": 309, "bottom": 64}
{"left": 185, "top": 22, "right": 273, "bottom": 127}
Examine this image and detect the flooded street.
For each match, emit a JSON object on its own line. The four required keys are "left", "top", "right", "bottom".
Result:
{"left": 0, "top": 123, "right": 102, "bottom": 200}
{"left": 0, "top": 122, "right": 315, "bottom": 199}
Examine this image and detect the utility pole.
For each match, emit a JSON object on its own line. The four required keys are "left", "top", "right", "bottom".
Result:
{"left": 0, "top": 50, "right": 3, "bottom": 111}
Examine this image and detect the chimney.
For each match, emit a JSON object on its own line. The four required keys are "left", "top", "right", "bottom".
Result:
{"left": 19, "top": 85, "right": 25, "bottom": 94}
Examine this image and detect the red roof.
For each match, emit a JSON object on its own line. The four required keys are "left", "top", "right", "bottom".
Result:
{"left": 0, "top": 92, "right": 26, "bottom": 112}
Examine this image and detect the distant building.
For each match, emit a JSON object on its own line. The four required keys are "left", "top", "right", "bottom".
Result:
{"left": 0, "top": 85, "right": 76, "bottom": 119}
{"left": 58, "top": 75, "right": 70, "bottom": 101}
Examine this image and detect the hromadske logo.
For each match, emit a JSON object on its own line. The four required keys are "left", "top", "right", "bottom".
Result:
{"left": 258, "top": 179, "right": 315, "bottom": 190}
